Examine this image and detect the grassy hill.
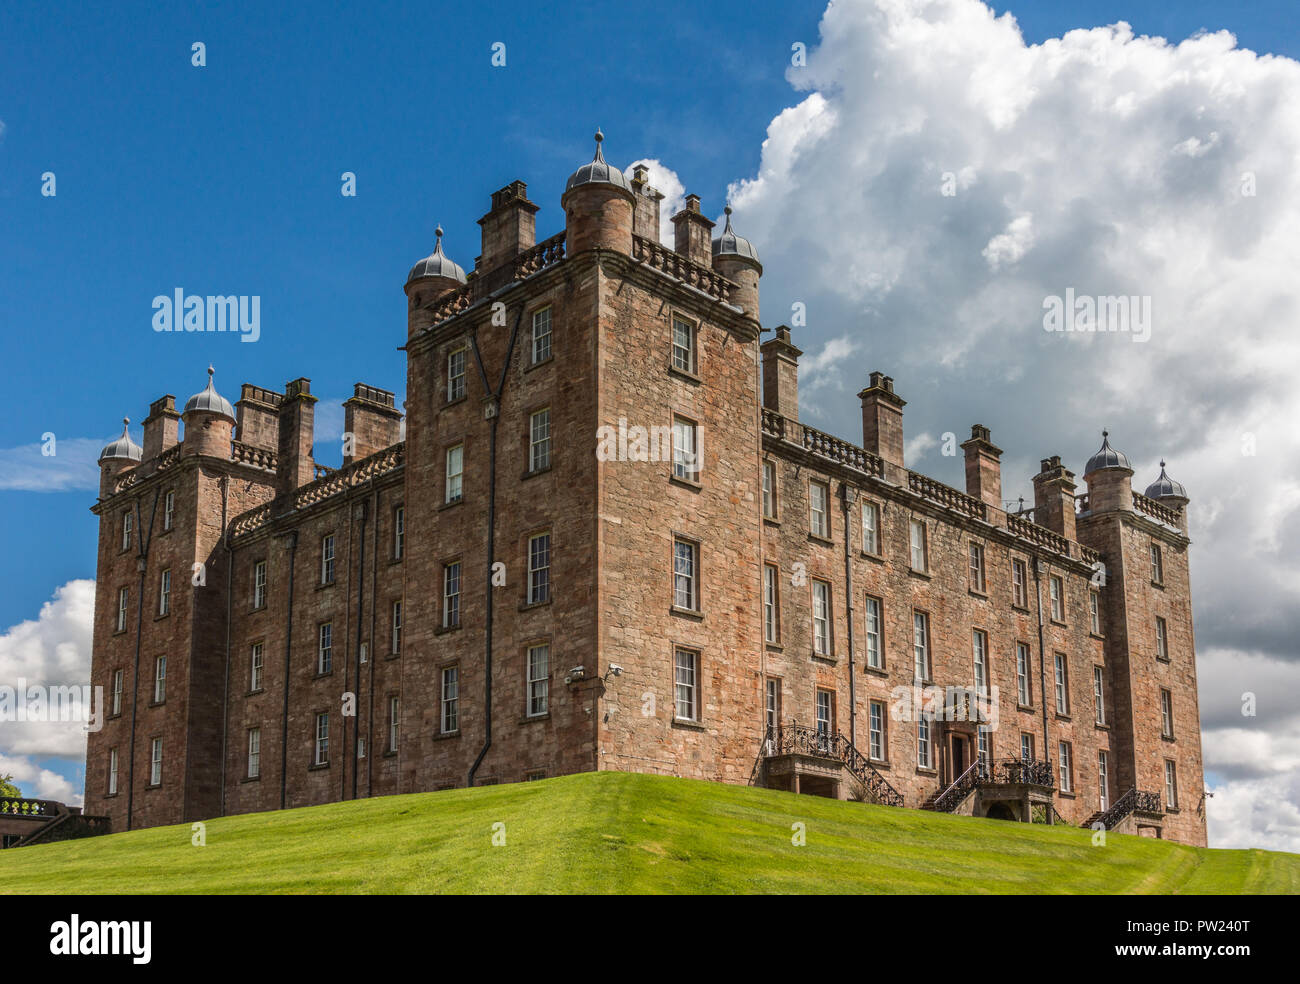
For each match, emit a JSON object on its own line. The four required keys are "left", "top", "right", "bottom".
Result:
{"left": 1, "top": 772, "right": 1295, "bottom": 894}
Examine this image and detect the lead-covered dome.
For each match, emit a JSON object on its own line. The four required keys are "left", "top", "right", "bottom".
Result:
{"left": 712, "top": 206, "right": 761, "bottom": 270}
{"left": 1084, "top": 430, "right": 1131, "bottom": 474}
{"left": 564, "top": 129, "right": 631, "bottom": 194}
{"left": 100, "top": 417, "right": 142, "bottom": 463}
{"left": 1144, "top": 460, "right": 1187, "bottom": 499}
{"left": 406, "top": 226, "right": 467, "bottom": 286}
{"left": 183, "top": 367, "right": 236, "bottom": 422}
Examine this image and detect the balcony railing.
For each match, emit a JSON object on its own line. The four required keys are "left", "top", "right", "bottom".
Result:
{"left": 908, "top": 471, "right": 987, "bottom": 521}
{"left": 1133, "top": 491, "right": 1181, "bottom": 527}
{"left": 632, "top": 235, "right": 735, "bottom": 303}
{"left": 763, "top": 723, "right": 903, "bottom": 807}
{"left": 987, "top": 758, "right": 1055, "bottom": 787}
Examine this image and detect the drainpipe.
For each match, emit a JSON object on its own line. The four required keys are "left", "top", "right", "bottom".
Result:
{"left": 350, "top": 498, "right": 368, "bottom": 800}
{"left": 218, "top": 476, "right": 232, "bottom": 817}
{"left": 367, "top": 483, "right": 379, "bottom": 797}
{"left": 1033, "top": 554, "right": 1050, "bottom": 767}
{"left": 467, "top": 302, "right": 526, "bottom": 787}
{"left": 125, "top": 487, "right": 161, "bottom": 832}
{"left": 279, "top": 529, "right": 298, "bottom": 810}
{"left": 840, "top": 483, "right": 857, "bottom": 748}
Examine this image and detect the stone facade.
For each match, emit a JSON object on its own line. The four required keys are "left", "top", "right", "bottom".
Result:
{"left": 84, "top": 147, "right": 1207, "bottom": 847}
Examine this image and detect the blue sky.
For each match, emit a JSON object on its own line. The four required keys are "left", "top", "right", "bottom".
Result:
{"left": 3, "top": 1, "right": 1300, "bottom": 848}
{"left": 1, "top": 0, "right": 1295, "bottom": 629}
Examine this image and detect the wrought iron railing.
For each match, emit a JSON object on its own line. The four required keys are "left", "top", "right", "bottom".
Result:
{"left": 927, "top": 760, "right": 987, "bottom": 813}
{"left": 763, "top": 724, "right": 904, "bottom": 808}
{"left": 990, "top": 758, "right": 1055, "bottom": 787}
{"left": 1092, "top": 787, "right": 1162, "bottom": 830}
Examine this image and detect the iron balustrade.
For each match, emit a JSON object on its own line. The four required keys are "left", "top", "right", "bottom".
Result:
{"left": 763, "top": 723, "right": 904, "bottom": 807}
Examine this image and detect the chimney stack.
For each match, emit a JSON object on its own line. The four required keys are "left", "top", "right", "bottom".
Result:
{"left": 142, "top": 395, "right": 180, "bottom": 461}
{"left": 477, "top": 180, "right": 539, "bottom": 275}
{"left": 343, "top": 383, "right": 402, "bottom": 465}
{"left": 760, "top": 326, "right": 802, "bottom": 422}
{"left": 671, "top": 194, "right": 714, "bottom": 267}
{"left": 629, "top": 165, "right": 664, "bottom": 243}
{"left": 960, "top": 424, "right": 1003, "bottom": 509}
{"left": 277, "top": 377, "right": 317, "bottom": 497}
{"left": 1032, "top": 456, "right": 1078, "bottom": 542}
{"left": 858, "top": 372, "right": 906, "bottom": 480}
{"left": 236, "top": 384, "right": 282, "bottom": 451}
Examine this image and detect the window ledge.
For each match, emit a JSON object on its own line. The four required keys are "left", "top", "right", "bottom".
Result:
{"left": 433, "top": 730, "right": 461, "bottom": 742}
{"left": 1150, "top": 580, "right": 1165, "bottom": 590}
{"left": 148, "top": 700, "right": 165, "bottom": 708}
{"left": 860, "top": 550, "right": 885, "bottom": 563}
{"left": 1094, "top": 722, "right": 1110, "bottom": 731}
{"left": 438, "top": 498, "right": 464, "bottom": 512}
{"left": 916, "top": 767, "right": 938, "bottom": 777}
{"left": 240, "top": 775, "right": 261, "bottom": 784}
{"left": 1058, "top": 791, "right": 1076, "bottom": 800}
{"left": 763, "top": 516, "right": 781, "bottom": 527}
{"left": 1055, "top": 713, "right": 1072, "bottom": 722}
{"left": 308, "top": 762, "right": 330, "bottom": 772}
{"left": 384, "top": 651, "right": 401, "bottom": 661}
{"left": 1156, "top": 656, "right": 1171, "bottom": 664}
{"left": 668, "top": 366, "right": 702, "bottom": 386}
{"left": 765, "top": 642, "right": 784, "bottom": 652}
{"left": 383, "top": 749, "right": 398, "bottom": 758}
{"left": 908, "top": 569, "right": 931, "bottom": 580}
{"left": 1161, "top": 734, "right": 1177, "bottom": 743}
{"left": 434, "top": 623, "right": 462, "bottom": 636}
{"left": 812, "top": 653, "right": 838, "bottom": 667}
{"left": 316, "top": 581, "right": 336, "bottom": 591}
{"left": 312, "top": 670, "right": 334, "bottom": 680}
{"left": 670, "top": 606, "right": 703, "bottom": 621}
{"left": 1089, "top": 632, "right": 1105, "bottom": 640}
{"left": 522, "top": 464, "right": 553, "bottom": 482}
{"left": 969, "top": 589, "right": 988, "bottom": 600}
{"left": 144, "top": 783, "right": 161, "bottom": 791}
{"left": 246, "top": 689, "right": 265, "bottom": 698}
{"left": 520, "top": 598, "right": 552, "bottom": 612}
{"left": 669, "top": 475, "right": 702, "bottom": 492}
{"left": 519, "top": 713, "right": 551, "bottom": 725}
{"left": 1049, "top": 618, "right": 1067, "bottom": 627}
{"left": 1011, "top": 603, "right": 1031, "bottom": 613}
{"left": 671, "top": 717, "right": 706, "bottom": 731}
{"left": 1016, "top": 704, "right": 1035, "bottom": 713}
{"left": 525, "top": 355, "right": 554, "bottom": 374}
{"left": 113, "top": 628, "right": 128, "bottom": 636}
{"left": 864, "top": 665, "right": 888, "bottom": 678}
{"left": 808, "top": 533, "right": 834, "bottom": 546}
{"left": 153, "top": 612, "right": 171, "bottom": 621}
{"left": 441, "top": 394, "right": 467, "bottom": 410}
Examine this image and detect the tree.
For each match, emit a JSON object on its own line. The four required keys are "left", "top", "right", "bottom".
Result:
{"left": 0, "top": 774, "right": 22, "bottom": 799}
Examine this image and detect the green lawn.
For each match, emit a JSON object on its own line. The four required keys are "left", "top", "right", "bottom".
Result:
{"left": 1, "top": 772, "right": 1294, "bottom": 894}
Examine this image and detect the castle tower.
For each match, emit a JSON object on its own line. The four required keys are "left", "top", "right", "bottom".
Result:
{"left": 181, "top": 368, "right": 236, "bottom": 458}
{"left": 404, "top": 226, "right": 469, "bottom": 337}
{"left": 97, "top": 418, "right": 142, "bottom": 497}
{"left": 712, "top": 206, "right": 762, "bottom": 325}
{"left": 560, "top": 129, "right": 634, "bottom": 256}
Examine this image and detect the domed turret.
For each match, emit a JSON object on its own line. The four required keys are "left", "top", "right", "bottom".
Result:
{"left": 711, "top": 205, "right": 762, "bottom": 323}
{"left": 1084, "top": 430, "right": 1131, "bottom": 476}
{"left": 561, "top": 129, "right": 635, "bottom": 257}
{"left": 564, "top": 128, "right": 631, "bottom": 194}
{"left": 1144, "top": 460, "right": 1187, "bottom": 500}
{"left": 99, "top": 417, "right": 142, "bottom": 463}
{"left": 712, "top": 206, "right": 761, "bottom": 271}
{"left": 183, "top": 366, "right": 236, "bottom": 422}
{"left": 406, "top": 226, "right": 467, "bottom": 287}
{"left": 182, "top": 367, "right": 236, "bottom": 458}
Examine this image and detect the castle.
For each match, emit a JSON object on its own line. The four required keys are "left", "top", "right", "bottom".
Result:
{"left": 83, "top": 132, "right": 1207, "bottom": 846}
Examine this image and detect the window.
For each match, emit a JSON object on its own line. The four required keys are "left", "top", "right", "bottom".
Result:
{"left": 388, "top": 696, "right": 400, "bottom": 752}
{"left": 1020, "top": 733, "right": 1035, "bottom": 762}
{"left": 441, "top": 666, "right": 459, "bottom": 733}
{"left": 318, "top": 622, "right": 333, "bottom": 674}
{"left": 393, "top": 507, "right": 405, "bottom": 560}
{"left": 117, "top": 587, "right": 128, "bottom": 632}
{"left": 1016, "top": 643, "right": 1031, "bottom": 706}
{"left": 860, "top": 500, "right": 881, "bottom": 556}
{"left": 158, "top": 569, "right": 171, "bottom": 616}
{"left": 111, "top": 669, "right": 123, "bottom": 716}
{"left": 762, "top": 460, "right": 777, "bottom": 519}
{"left": 532, "top": 307, "right": 552, "bottom": 364}
{"left": 977, "top": 725, "right": 991, "bottom": 772}
{"left": 1012, "top": 558, "right": 1028, "bottom": 608}
{"left": 763, "top": 564, "right": 780, "bottom": 643}
{"left": 447, "top": 346, "right": 467, "bottom": 401}
{"left": 1094, "top": 666, "right": 1106, "bottom": 725}
{"left": 671, "top": 416, "right": 699, "bottom": 482}
{"left": 909, "top": 518, "right": 927, "bottom": 571}
{"left": 253, "top": 560, "right": 267, "bottom": 609}
{"left": 122, "top": 510, "right": 133, "bottom": 551}
{"left": 1089, "top": 590, "right": 1101, "bottom": 635}
{"left": 1164, "top": 760, "right": 1178, "bottom": 809}
{"left": 1054, "top": 653, "right": 1069, "bottom": 714}
{"left": 1058, "top": 741, "right": 1073, "bottom": 793}
{"left": 816, "top": 689, "right": 835, "bottom": 736}
{"left": 108, "top": 747, "right": 118, "bottom": 795}
{"left": 528, "top": 532, "right": 552, "bottom": 605}
{"left": 391, "top": 600, "right": 403, "bottom": 654}
{"left": 869, "top": 701, "right": 887, "bottom": 761}
{"left": 248, "top": 728, "right": 261, "bottom": 779}
{"left": 163, "top": 489, "right": 175, "bottom": 531}
{"left": 250, "top": 642, "right": 264, "bottom": 691}
{"left": 972, "top": 630, "right": 989, "bottom": 695}
{"left": 150, "top": 737, "right": 162, "bottom": 786}
{"left": 912, "top": 611, "right": 931, "bottom": 681}
{"left": 765, "top": 679, "right": 782, "bottom": 734}
{"left": 529, "top": 409, "right": 552, "bottom": 473}
{"left": 445, "top": 445, "right": 464, "bottom": 503}
{"left": 809, "top": 480, "right": 829, "bottom": 538}
{"left": 864, "top": 596, "right": 883, "bottom": 669}
{"left": 527, "top": 644, "right": 549, "bottom": 717}
{"left": 674, "top": 648, "right": 699, "bottom": 721}
{"left": 443, "top": 562, "right": 461, "bottom": 628}
{"left": 314, "top": 712, "right": 329, "bottom": 766}
{"left": 671, "top": 537, "right": 699, "bottom": 612}
{"left": 1098, "top": 751, "right": 1109, "bottom": 811}
{"left": 321, "top": 534, "right": 335, "bottom": 584}
{"left": 153, "top": 655, "right": 166, "bottom": 703}
{"left": 1049, "top": 575, "right": 1063, "bottom": 621}
{"left": 969, "top": 543, "right": 986, "bottom": 593}
{"left": 357, "top": 738, "right": 366, "bottom": 760}
{"left": 671, "top": 315, "right": 696, "bottom": 374}
{"left": 918, "top": 718, "right": 933, "bottom": 769}
{"left": 1155, "top": 617, "right": 1169, "bottom": 661}
{"left": 1160, "top": 689, "right": 1174, "bottom": 738}
{"left": 1150, "top": 542, "right": 1164, "bottom": 584}
{"left": 811, "top": 579, "right": 832, "bottom": 656}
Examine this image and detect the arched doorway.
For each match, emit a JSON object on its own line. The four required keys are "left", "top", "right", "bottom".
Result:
{"left": 986, "top": 802, "right": 1017, "bottom": 822}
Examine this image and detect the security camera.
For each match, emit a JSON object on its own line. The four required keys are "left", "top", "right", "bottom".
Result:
{"left": 609, "top": 664, "right": 623, "bottom": 677}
